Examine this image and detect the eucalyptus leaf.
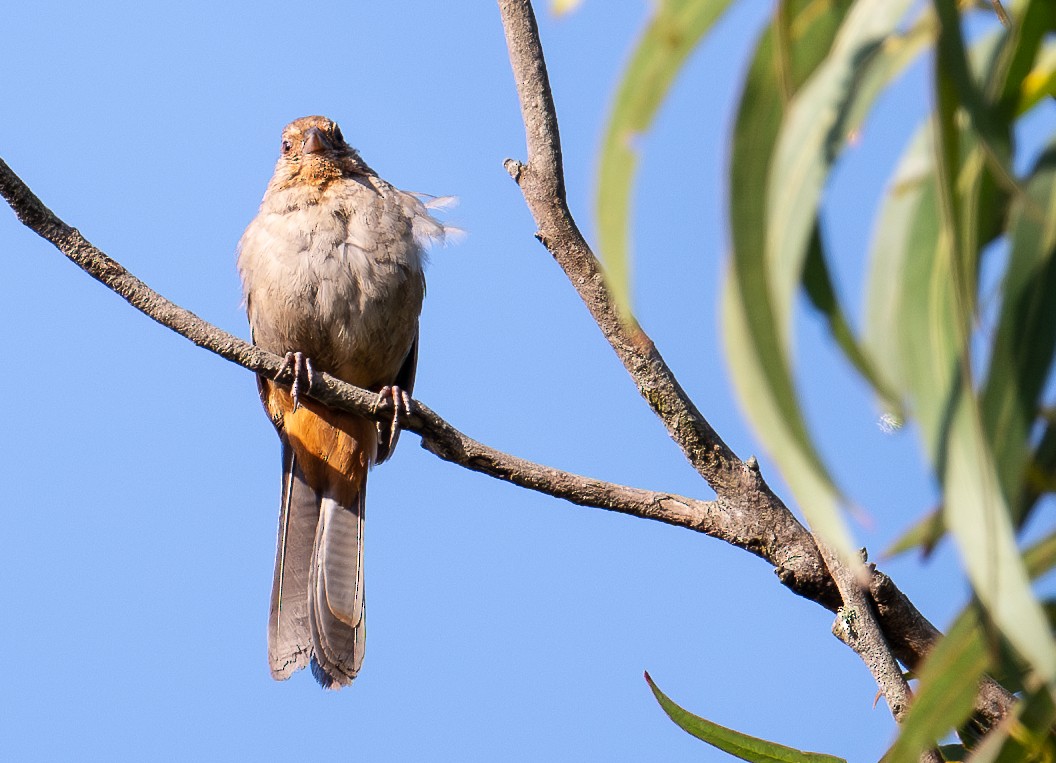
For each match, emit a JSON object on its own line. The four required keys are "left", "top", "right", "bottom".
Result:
{"left": 981, "top": 138, "right": 1056, "bottom": 523}
{"left": 596, "top": 0, "right": 734, "bottom": 314}
{"left": 725, "top": 0, "right": 859, "bottom": 562}
{"left": 928, "top": 1, "right": 1056, "bottom": 688}
{"left": 645, "top": 673, "right": 846, "bottom": 763}
{"left": 726, "top": 0, "right": 936, "bottom": 564}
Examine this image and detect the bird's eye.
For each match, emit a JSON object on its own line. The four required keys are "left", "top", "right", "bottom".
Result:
{"left": 281, "top": 139, "right": 293, "bottom": 155}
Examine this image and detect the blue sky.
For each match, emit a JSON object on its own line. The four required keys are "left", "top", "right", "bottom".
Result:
{"left": 2, "top": 2, "right": 1052, "bottom": 761}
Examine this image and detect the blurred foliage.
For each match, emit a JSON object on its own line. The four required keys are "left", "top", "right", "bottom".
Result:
{"left": 596, "top": 0, "right": 1056, "bottom": 758}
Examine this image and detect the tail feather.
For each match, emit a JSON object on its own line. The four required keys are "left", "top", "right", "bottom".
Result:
{"left": 268, "top": 439, "right": 317, "bottom": 679}
{"left": 307, "top": 491, "right": 366, "bottom": 688}
{"left": 320, "top": 493, "right": 366, "bottom": 626}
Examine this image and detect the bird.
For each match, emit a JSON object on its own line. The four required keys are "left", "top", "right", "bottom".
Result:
{"left": 237, "top": 115, "right": 450, "bottom": 688}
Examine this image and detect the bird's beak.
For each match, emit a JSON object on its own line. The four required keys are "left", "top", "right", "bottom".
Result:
{"left": 302, "top": 127, "right": 331, "bottom": 155}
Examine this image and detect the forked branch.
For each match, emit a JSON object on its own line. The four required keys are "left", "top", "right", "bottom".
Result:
{"left": 495, "top": 0, "right": 1013, "bottom": 735}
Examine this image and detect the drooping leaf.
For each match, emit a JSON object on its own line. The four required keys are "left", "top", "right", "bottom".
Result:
{"left": 937, "top": 211, "right": 1056, "bottom": 695}
{"left": 645, "top": 672, "right": 846, "bottom": 762}
{"left": 723, "top": 268, "right": 854, "bottom": 553}
{"left": 766, "top": 0, "right": 920, "bottom": 351}
{"left": 724, "top": 0, "right": 859, "bottom": 562}
{"left": 928, "top": 0, "right": 1056, "bottom": 688}
{"left": 796, "top": 9, "right": 933, "bottom": 410}
{"left": 932, "top": 0, "right": 1014, "bottom": 187}
{"left": 596, "top": 0, "right": 735, "bottom": 314}
{"left": 877, "top": 23, "right": 1014, "bottom": 413}
{"left": 975, "top": 4, "right": 1056, "bottom": 523}
{"left": 986, "top": 0, "right": 1053, "bottom": 120}
{"left": 866, "top": 26, "right": 1018, "bottom": 555}
{"left": 981, "top": 138, "right": 1056, "bottom": 524}
{"left": 863, "top": 125, "right": 935, "bottom": 401}
{"left": 725, "top": 0, "right": 940, "bottom": 565}
{"left": 866, "top": 4, "right": 1056, "bottom": 693}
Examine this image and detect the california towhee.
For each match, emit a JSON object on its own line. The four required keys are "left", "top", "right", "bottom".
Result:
{"left": 237, "top": 115, "right": 449, "bottom": 688}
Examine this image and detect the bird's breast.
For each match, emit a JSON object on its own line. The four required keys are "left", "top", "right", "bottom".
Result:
{"left": 238, "top": 183, "right": 425, "bottom": 388}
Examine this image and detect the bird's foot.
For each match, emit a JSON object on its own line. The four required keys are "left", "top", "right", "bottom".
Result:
{"left": 374, "top": 385, "right": 413, "bottom": 451}
{"left": 278, "top": 351, "right": 315, "bottom": 411}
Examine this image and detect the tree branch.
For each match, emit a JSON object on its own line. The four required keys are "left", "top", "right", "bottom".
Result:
{"left": 825, "top": 548, "right": 913, "bottom": 721}
{"left": 497, "top": 0, "right": 838, "bottom": 624}
{"left": 0, "top": 154, "right": 770, "bottom": 566}
{"left": 495, "top": 0, "right": 1014, "bottom": 733}
{"left": 497, "top": 0, "right": 743, "bottom": 496}
{"left": 823, "top": 544, "right": 943, "bottom": 763}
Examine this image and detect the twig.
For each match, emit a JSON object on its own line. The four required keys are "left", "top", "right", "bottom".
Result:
{"left": 822, "top": 545, "right": 943, "bottom": 763}
{"left": 990, "top": 0, "right": 1011, "bottom": 27}
{"left": 827, "top": 552, "right": 912, "bottom": 719}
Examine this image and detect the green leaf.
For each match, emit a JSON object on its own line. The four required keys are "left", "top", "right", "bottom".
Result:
{"left": 1024, "top": 530, "right": 1056, "bottom": 580}
{"left": 940, "top": 279, "right": 1056, "bottom": 691}
{"left": 981, "top": 138, "right": 1056, "bottom": 524}
{"left": 867, "top": 26, "right": 1039, "bottom": 546}
{"left": 975, "top": 8, "right": 1056, "bottom": 524}
{"left": 645, "top": 672, "right": 846, "bottom": 762}
{"left": 796, "top": 11, "right": 933, "bottom": 411}
{"left": 1018, "top": 43, "right": 1056, "bottom": 114}
{"left": 932, "top": 0, "right": 1013, "bottom": 182}
{"left": 987, "top": 0, "right": 1053, "bottom": 120}
{"left": 727, "top": 0, "right": 923, "bottom": 564}
{"left": 882, "top": 608, "right": 990, "bottom": 763}
{"left": 596, "top": 0, "right": 734, "bottom": 314}
{"left": 723, "top": 269, "right": 853, "bottom": 554}
{"left": 928, "top": 1, "right": 1056, "bottom": 689}
{"left": 870, "top": 5, "right": 1056, "bottom": 697}
{"left": 725, "top": 1, "right": 855, "bottom": 559}
{"left": 767, "top": 0, "right": 920, "bottom": 351}
{"left": 863, "top": 126, "right": 934, "bottom": 399}
{"left": 884, "top": 507, "right": 945, "bottom": 559}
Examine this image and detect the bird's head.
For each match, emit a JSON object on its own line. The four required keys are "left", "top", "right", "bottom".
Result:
{"left": 268, "top": 116, "right": 372, "bottom": 191}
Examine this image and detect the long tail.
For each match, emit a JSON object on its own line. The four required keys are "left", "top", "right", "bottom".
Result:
{"left": 269, "top": 440, "right": 368, "bottom": 688}
{"left": 266, "top": 387, "right": 375, "bottom": 689}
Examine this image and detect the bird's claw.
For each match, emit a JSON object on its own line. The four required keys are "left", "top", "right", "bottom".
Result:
{"left": 374, "top": 385, "right": 412, "bottom": 452}
{"left": 278, "top": 351, "right": 315, "bottom": 411}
